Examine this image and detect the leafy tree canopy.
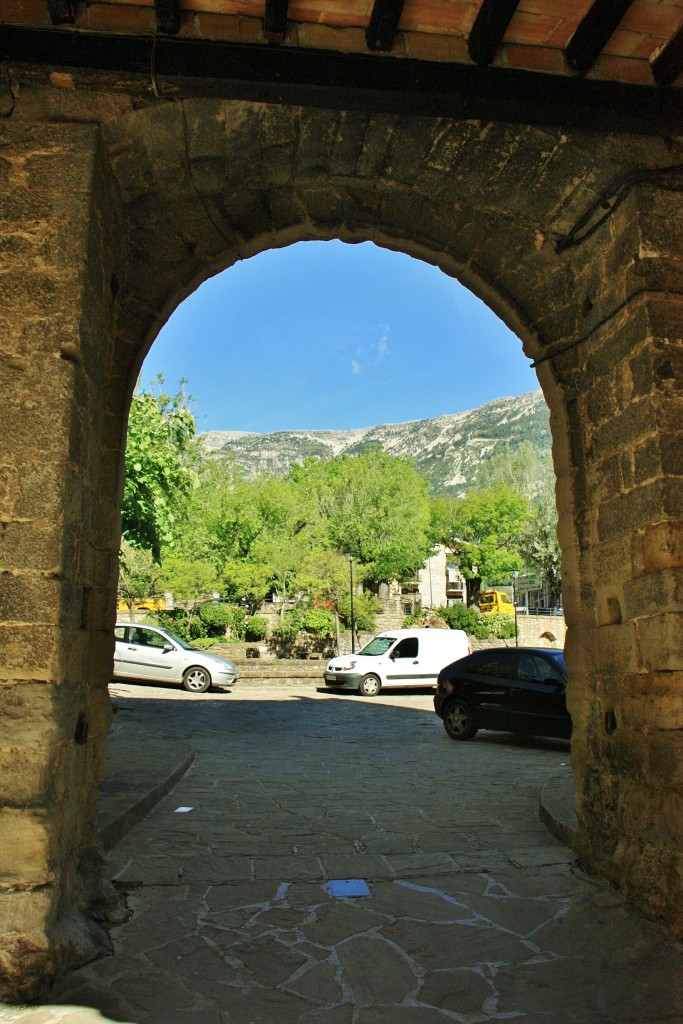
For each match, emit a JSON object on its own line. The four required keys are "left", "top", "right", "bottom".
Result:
{"left": 122, "top": 376, "right": 199, "bottom": 559}
{"left": 159, "top": 553, "right": 219, "bottom": 609}
{"left": 118, "top": 540, "right": 165, "bottom": 617}
{"left": 519, "top": 487, "right": 563, "bottom": 605}
{"left": 433, "top": 484, "right": 532, "bottom": 602}
{"left": 474, "top": 441, "right": 553, "bottom": 500}
{"left": 296, "top": 448, "right": 434, "bottom": 583}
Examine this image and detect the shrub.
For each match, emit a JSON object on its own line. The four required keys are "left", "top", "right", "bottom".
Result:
{"left": 199, "top": 601, "right": 231, "bottom": 635}
{"left": 190, "top": 637, "right": 219, "bottom": 650}
{"left": 471, "top": 612, "right": 517, "bottom": 640}
{"left": 245, "top": 616, "right": 269, "bottom": 641}
{"left": 300, "top": 607, "right": 335, "bottom": 637}
{"left": 272, "top": 611, "right": 302, "bottom": 641}
{"left": 188, "top": 616, "right": 206, "bottom": 640}
{"left": 157, "top": 611, "right": 192, "bottom": 641}
{"left": 436, "top": 604, "right": 480, "bottom": 632}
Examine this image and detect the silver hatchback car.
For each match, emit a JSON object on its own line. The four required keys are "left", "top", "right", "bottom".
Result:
{"left": 113, "top": 623, "right": 238, "bottom": 693}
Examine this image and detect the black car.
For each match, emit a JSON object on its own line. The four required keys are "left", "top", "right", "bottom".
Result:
{"left": 434, "top": 647, "right": 571, "bottom": 741}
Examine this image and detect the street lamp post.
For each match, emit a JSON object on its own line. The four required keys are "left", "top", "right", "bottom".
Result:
{"left": 346, "top": 551, "right": 356, "bottom": 653}
{"left": 512, "top": 570, "right": 520, "bottom": 647}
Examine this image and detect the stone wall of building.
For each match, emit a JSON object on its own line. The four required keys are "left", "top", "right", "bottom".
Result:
{"left": 0, "top": 79, "right": 680, "bottom": 997}
{"left": 0, "top": 115, "right": 129, "bottom": 997}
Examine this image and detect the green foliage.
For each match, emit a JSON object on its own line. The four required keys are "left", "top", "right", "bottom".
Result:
{"left": 198, "top": 602, "right": 231, "bottom": 635}
{"left": 188, "top": 616, "right": 206, "bottom": 640}
{"left": 473, "top": 444, "right": 562, "bottom": 606}
{"left": 123, "top": 376, "right": 199, "bottom": 560}
{"left": 271, "top": 611, "right": 302, "bottom": 641}
{"left": 301, "top": 449, "right": 434, "bottom": 583}
{"left": 118, "top": 540, "right": 165, "bottom": 617}
{"left": 190, "top": 637, "right": 219, "bottom": 650}
{"left": 432, "top": 484, "right": 531, "bottom": 602}
{"left": 436, "top": 603, "right": 481, "bottom": 632}
{"left": 222, "top": 604, "right": 252, "bottom": 641}
{"left": 337, "top": 590, "right": 381, "bottom": 632}
{"left": 475, "top": 442, "right": 553, "bottom": 501}
{"left": 156, "top": 611, "right": 192, "bottom": 641}
{"left": 245, "top": 616, "right": 269, "bottom": 641}
{"left": 299, "top": 607, "right": 335, "bottom": 637}
{"left": 159, "top": 553, "right": 218, "bottom": 609}
{"left": 519, "top": 486, "right": 563, "bottom": 606}
{"left": 470, "top": 613, "right": 517, "bottom": 640}
{"left": 221, "top": 560, "right": 272, "bottom": 608}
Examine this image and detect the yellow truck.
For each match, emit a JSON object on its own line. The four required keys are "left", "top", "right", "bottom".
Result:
{"left": 478, "top": 589, "right": 515, "bottom": 616}
{"left": 117, "top": 596, "right": 168, "bottom": 617}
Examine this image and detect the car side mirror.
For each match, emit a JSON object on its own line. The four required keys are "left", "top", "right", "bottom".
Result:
{"left": 545, "top": 677, "right": 564, "bottom": 689}
{"left": 163, "top": 643, "right": 174, "bottom": 652}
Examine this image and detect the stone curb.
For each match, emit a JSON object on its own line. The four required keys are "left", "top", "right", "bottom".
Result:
{"left": 98, "top": 747, "right": 195, "bottom": 851}
{"left": 539, "top": 766, "right": 578, "bottom": 851}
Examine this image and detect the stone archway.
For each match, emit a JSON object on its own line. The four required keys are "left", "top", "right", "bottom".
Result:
{"left": 1, "top": 92, "right": 681, "bottom": 998}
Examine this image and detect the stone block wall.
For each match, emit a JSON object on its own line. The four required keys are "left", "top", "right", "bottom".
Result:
{"left": 0, "top": 81, "right": 681, "bottom": 999}
{"left": 0, "top": 115, "right": 127, "bottom": 998}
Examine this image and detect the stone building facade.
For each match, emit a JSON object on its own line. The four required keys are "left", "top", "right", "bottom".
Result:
{"left": 0, "top": 70, "right": 681, "bottom": 999}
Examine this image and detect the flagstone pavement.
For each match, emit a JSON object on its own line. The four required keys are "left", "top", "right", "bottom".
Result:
{"left": 3, "top": 679, "right": 680, "bottom": 1024}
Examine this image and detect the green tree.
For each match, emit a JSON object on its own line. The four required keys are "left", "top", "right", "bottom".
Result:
{"left": 221, "top": 559, "right": 273, "bottom": 608}
{"left": 475, "top": 442, "right": 553, "bottom": 501}
{"left": 123, "top": 376, "right": 199, "bottom": 559}
{"left": 473, "top": 441, "right": 562, "bottom": 607}
{"left": 299, "top": 449, "right": 434, "bottom": 583}
{"left": 520, "top": 486, "right": 563, "bottom": 606}
{"left": 434, "top": 485, "right": 532, "bottom": 605}
{"left": 118, "top": 540, "right": 164, "bottom": 620}
{"left": 159, "top": 552, "right": 219, "bottom": 626}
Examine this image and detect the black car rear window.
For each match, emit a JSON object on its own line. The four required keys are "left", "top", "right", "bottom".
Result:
{"left": 475, "top": 650, "right": 516, "bottom": 678}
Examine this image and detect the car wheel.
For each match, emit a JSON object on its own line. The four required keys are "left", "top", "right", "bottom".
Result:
{"left": 358, "top": 674, "right": 381, "bottom": 697}
{"left": 182, "top": 666, "right": 211, "bottom": 693}
{"left": 442, "top": 698, "right": 478, "bottom": 740}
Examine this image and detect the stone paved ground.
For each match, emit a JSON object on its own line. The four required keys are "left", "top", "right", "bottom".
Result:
{"left": 5, "top": 681, "right": 681, "bottom": 1024}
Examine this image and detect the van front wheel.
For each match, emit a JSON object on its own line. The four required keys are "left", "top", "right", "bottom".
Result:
{"left": 358, "top": 674, "right": 381, "bottom": 697}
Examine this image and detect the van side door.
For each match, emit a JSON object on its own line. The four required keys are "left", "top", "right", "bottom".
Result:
{"left": 385, "top": 635, "right": 432, "bottom": 688}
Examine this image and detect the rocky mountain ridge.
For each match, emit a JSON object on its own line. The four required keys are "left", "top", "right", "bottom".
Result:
{"left": 201, "top": 390, "right": 551, "bottom": 496}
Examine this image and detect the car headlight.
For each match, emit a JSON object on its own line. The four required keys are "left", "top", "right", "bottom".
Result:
{"left": 339, "top": 661, "right": 356, "bottom": 671}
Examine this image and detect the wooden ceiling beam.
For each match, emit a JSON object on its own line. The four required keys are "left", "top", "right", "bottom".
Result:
{"left": 366, "top": 0, "right": 405, "bottom": 53}
{"left": 565, "top": 0, "right": 636, "bottom": 74}
{"left": 264, "top": 0, "right": 290, "bottom": 45}
{"left": 651, "top": 24, "right": 683, "bottom": 87}
{"left": 1, "top": 26, "right": 680, "bottom": 137}
{"left": 467, "top": 0, "right": 521, "bottom": 67}
{"left": 46, "top": 0, "right": 77, "bottom": 24}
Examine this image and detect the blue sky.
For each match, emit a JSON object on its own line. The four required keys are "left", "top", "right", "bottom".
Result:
{"left": 142, "top": 240, "right": 539, "bottom": 434}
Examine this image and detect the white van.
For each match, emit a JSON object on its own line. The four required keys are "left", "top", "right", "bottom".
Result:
{"left": 324, "top": 627, "right": 470, "bottom": 696}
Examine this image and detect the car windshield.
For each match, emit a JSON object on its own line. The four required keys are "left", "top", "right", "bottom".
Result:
{"left": 359, "top": 637, "right": 395, "bottom": 656}
{"left": 156, "top": 628, "right": 193, "bottom": 651}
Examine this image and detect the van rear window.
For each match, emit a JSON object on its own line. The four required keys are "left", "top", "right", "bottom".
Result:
{"left": 359, "top": 637, "right": 395, "bottom": 656}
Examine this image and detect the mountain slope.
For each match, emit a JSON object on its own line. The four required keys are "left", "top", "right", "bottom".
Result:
{"left": 200, "top": 390, "right": 551, "bottom": 496}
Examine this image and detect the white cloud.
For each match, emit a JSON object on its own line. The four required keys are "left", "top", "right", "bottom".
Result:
{"left": 351, "top": 359, "right": 361, "bottom": 374}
